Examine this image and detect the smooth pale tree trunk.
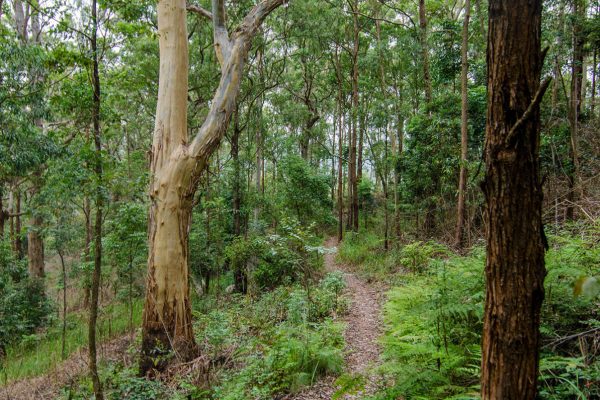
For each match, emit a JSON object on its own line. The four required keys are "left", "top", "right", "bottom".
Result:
{"left": 141, "top": 0, "right": 287, "bottom": 374}
{"left": 480, "top": 1, "right": 549, "bottom": 397}
{"left": 454, "top": 0, "right": 470, "bottom": 248}
{"left": 419, "top": 0, "right": 432, "bottom": 105}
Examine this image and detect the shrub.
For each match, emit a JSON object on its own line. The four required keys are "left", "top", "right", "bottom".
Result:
{"left": 0, "top": 240, "right": 53, "bottom": 351}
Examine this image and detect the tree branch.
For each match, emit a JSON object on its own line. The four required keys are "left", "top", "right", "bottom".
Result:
{"left": 505, "top": 76, "right": 552, "bottom": 146}
{"left": 212, "top": 0, "right": 231, "bottom": 67}
{"left": 189, "top": 0, "right": 286, "bottom": 167}
{"left": 186, "top": 3, "right": 213, "bottom": 20}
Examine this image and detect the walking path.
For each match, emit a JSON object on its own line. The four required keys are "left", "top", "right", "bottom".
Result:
{"left": 288, "top": 237, "right": 384, "bottom": 400}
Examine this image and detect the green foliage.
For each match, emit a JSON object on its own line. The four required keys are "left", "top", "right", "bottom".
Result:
{"left": 371, "top": 228, "right": 599, "bottom": 399}
{"left": 2, "top": 299, "right": 143, "bottom": 382}
{"left": 104, "top": 202, "right": 147, "bottom": 301}
{"left": 214, "top": 320, "right": 344, "bottom": 399}
{"left": 0, "top": 240, "right": 53, "bottom": 351}
{"left": 188, "top": 272, "right": 347, "bottom": 400}
{"left": 398, "top": 240, "right": 451, "bottom": 273}
{"left": 280, "top": 156, "right": 333, "bottom": 225}
{"left": 224, "top": 219, "right": 324, "bottom": 291}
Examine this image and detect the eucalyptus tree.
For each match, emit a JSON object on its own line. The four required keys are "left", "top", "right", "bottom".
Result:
{"left": 454, "top": 0, "right": 470, "bottom": 248}
{"left": 481, "top": 0, "right": 549, "bottom": 396}
{"left": 141, "top": 0, "right": 289, "bottom": 373}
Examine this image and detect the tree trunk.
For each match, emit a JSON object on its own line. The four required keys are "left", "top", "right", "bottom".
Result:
{"left": 27, "top": 213, "right": 44, "bottom": 278}
{"left": 83, "top": 197, "right": 92, "bottom": 308}
{"left": 88, "top": 0, "right": 103, "bottom": 397}
{"left": 592, "top": 47, "right": 597, "bottom": 115}
{"left": 454, "top": 0, "right": 470, "bottom": 249}
{"left": 141, "top": 0, "right": 286, "bottom": 374}
{"left": 419, "top": 0, "right": 433, "bottom": 105}
{"left": 59, "top": 248, "right": 67, "bottom": 359}
{"left": 27, "top": 173, "right": 45, "bottom": 278}
{"left": 335, "top": 47, "right": 344, "bottom": 242}
{"left": 480, "top": 1, "right": 547, "bottom": 398}
{"left": 0, "top": 189, "right": 6, "bottom": 238}
{"left": 14, "top": 190, "right": 22, "bottom": 258}
{"left": 566, "top": 0, "right": 585, "bottom": 220}
{"left": 350, "top": 0, "right": 360, "bottom": 232}
{"left": 231, "top": 107, "right": 247, "bottom": 293}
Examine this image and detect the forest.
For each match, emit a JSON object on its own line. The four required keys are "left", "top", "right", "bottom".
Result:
{"left": 0, "top": 0, "right": 599, "bottom": 399}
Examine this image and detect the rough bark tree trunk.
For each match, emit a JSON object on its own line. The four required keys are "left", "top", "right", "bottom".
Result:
{"left": 141, "top": 0, "right": 286, "bottom": 374}
{"left": 231, "top": 107, "right": 247, "bottom": 293}
{"left": 454, "top": 0, "right": 470, "bottom": 249}
{"left": 14, "top": 190, "right": 22, "bottom": 258}
{"left": 88, "top": 0, "right": 103, "bottom": 397}
{"left": 27, "top": 173, "right": 45, "bottom": 279}
{"left": 334, "top": 47, "right": 344, "bottom": 242}
{"left": 566, "top": 0, "right": 585, "bottom": 220}
{"left": 350, "top": 0, "right": 360, "bottom": 232}
{"left": 592, "top": 48, "right": 597, "bottom": 115}
{"left": 480, "top": 1, "right": 548, "bottom": 397}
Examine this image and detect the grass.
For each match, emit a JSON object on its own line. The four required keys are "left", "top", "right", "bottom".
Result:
{"left": 0, "top": 299, "right": 142, "bottom": 384}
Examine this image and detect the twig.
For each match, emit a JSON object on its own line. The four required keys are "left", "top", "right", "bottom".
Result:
{"left": 505, "top": 76, "right": 552, "bottom": 146}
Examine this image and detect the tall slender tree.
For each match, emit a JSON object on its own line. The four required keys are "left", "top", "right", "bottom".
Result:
{"left": 88, "top": 0, "right": 103, "bottom": 397}
{"left": 454, "top": 0, "right": 470, "bottom": 248}
{"left": 480, "top": 0, "right": 550, "bottom": 397}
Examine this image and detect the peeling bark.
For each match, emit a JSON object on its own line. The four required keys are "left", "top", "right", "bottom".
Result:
{"left": 141, "top": 0, "right": 286, "bottom": 374}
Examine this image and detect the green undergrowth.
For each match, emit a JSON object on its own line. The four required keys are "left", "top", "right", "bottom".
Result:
{"left": 1, "top": 299, "right": 143, "bottom": 384}
{"left": 339, "top": 225, "right": 599, "bottom": 399}
{"left": 61, "top": 271, "right": 348, "bottom": 400}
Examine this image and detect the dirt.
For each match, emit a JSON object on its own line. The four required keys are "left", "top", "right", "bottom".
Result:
{"left": 287, "top": 237, "right": 384, "bottom": 400}
{"left": 2, "top": 238, "right": 384, "bottom": 400}
{"left": 0, "top": 333, "right": 135, "bottom": 400}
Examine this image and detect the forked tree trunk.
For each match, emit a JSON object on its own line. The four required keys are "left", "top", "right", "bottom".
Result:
{"left": 480, "top": 1, "right": 548, "bottom": 397}
{"left": 141, "top": 0, "right": 287, "bottom": 374}
{"left": 454, "top": 0, "right": 470, "bottom": 248}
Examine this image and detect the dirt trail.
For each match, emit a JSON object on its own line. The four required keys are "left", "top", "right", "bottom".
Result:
{"left": 288, "top": 237, "right": 384, "bottom": 400}
{"left": 2, "top": 238, "right": 383, "bottom": 400}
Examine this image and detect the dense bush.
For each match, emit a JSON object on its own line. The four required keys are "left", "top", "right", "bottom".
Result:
{"left": 280, "top": 155, "right": 333, "bottom": 226}
{"left": 224, "top": 219, "right": 325, "bottom": 291}
{"left": 362, "top": 226, "right": 599, "bottom": 399}
{"left": 0, "top": 240, "right": 53, "bottom": 352}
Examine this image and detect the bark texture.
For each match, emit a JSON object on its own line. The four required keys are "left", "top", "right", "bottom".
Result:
{"left": 88, "top": 0, "right": 103, "bottom": 397}
{"left": 480, "top": 1, "right": 547, "bottom": 398}
{"left": 141, "top": 0, "right": 286, "bottom": 374}
{"left": 566, "top": 0, "right": 585, "bottom": 220}
{"left": 454, "top": 0, "right": 470, "bottom": 248}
